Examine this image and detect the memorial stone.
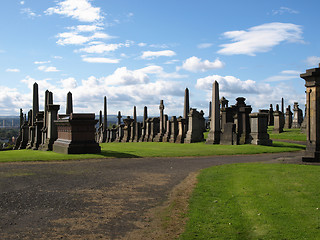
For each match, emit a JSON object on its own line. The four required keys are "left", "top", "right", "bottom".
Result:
{"left": 185, "top": 108, "right": 205, "bottom": 143}
{"left": 273, "top": 104, "right": 283, "bottom": 133}
{"left": 284, "top": 105, "right": 293, "bottom": 129}
{"left": 249, "top": 112, "right": 272, "bottom": 145}
{"left": 292, "top": 102, "right": 303, "bottom": 128}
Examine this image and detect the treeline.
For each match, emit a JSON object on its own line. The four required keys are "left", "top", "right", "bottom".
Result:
{"left": 0, "top": 128, "right": 19, "bottom": 140}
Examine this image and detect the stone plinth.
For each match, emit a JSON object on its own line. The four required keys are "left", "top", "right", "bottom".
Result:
{"left": 40, "top": 104, "right": 60, "bottom": 151}
{"left": 169, "top": 116, "right": 178, "bottom": 143}
{"left": 273, "top": 108, "right": 283, "bottom": 134}
{"left": 268, "top": 104, "right": 274, "bottom": 126}
{"left": 53, "top": 113, "right": 101, "bottom": 154}
{"left": 148, "top": 117, "right": 160, "bottom": 142}
{"left": 249, "top": 113, "right": 272, "bottom": 146}
{"left": 32, "top": 111, "right": 44, "bottom": 150}
{"left": 175, "top": 117, "right": 186, "bottom": 144}
{"left": 220, "top": 123, "right": 237, "bottom": 145}
{"left": 301, "top": 65, "right": 320, "bottom": 162}
{"left": 292, "top": 102, "right": 303, "bottom": 128}
{"left": 284, "top": 106, "right": 293, "bottom": 129}
{"left": 122, "top": 117, "right": 133, "bottom": 143}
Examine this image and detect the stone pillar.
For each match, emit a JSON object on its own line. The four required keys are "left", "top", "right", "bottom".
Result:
{"left": 281, "top": 98, "right": 284, "bottom": 114}
{"left": 163, "top": 117, "right": 171, "bottom": 142}
{"left": 32, "top": 82, "right": 39, "bottom": 125}
{"left": 115, "top": 124, "right": 124, "bottom": 142}
{"left": 41, "top": 104, "right": 60, "bottom": 151}
{"left": 66, "top": 91, "right": 73, "bottom": 115}
{"left": 273, "top": 104, "right": 283, "bottom": 133}
{"left": 130, "top": 106, "right": 137, "bottom": 142}
{"left": 249, "top": 113, "right": 272, "bottom": 146}
{"left": 14, "top": 109, "right": 24, "bottom": 150}
{"left": 32, "top": 111, "right": 44, "bottom": 150}
{"left": 292, "top": 102, "right": 303, "bottom": 128}
{"left": 139, "top": 107, "right": 148, "bottom": 142}
{"left": 143, "top": 118, "right": 151, "bottom": 142}
{"left": 301, "top": 65, "right": 320, "bottom": 162}
{"left": 117, "top": 111, "right": 122, "bottom": 126}
{"left": 122, "top": 116, "right": 133, "bottom": 142}
{"left": 154, "top": 100, "right": 165, "bottom": 142}
{"left": 206, "top": 81, "right": 220, "bottom": 144}
{"left": 183, "top": 88, "right": 190, "bottom": 133}
{"left": 133, "top": 122, "right": 142, "bottom": 142}
{"left": 175, "top": 117, "right": 185, "bottom": 143}
{"left": 268, "top": 104, "right": 274, "bottom": 126}
{"left": 148, "top": 117, "right": 160, "bottom": 142}
{"left": 284, "top": 105, "right": 293, "bottom": 129}
{"left": 169, "top": 116, "right": 178, "bottom": 143}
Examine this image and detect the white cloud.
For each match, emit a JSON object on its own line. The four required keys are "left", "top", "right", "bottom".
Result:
{"left": 56, "top": 31, "right": 113, "bottom": 46}
{"left": 34, "top": 61, "right": 51, "bottom": 64}
{"left": 45, "top": 0, "right": 103, "bottom": 23}
{"left": 264, "top": 69, "right": 300, "bottom": 82}
{"left": 38, "top": 66, "right": 60, "bottom": 72}
{"left": 272, "top": 7, "right": 299, "bottom": 15}
{"left": 164, "top": 59, "right": 180, "bottom": 65}
{"left": 179, "top": 56, "right": 225, "bottom": 72}
{"left": 218, "top": 22, "right": 304, "bottom": 56}
{"left": 305, "top": 56, "right": 320, "bottom": 67}
{"left": 197, "top": 43, "right": 213, "bottom": 49}
{"left": 196, "top": 75, "right": 260, "bottom": 94}
{"left": 53, "top": 56, "right": 63, "bottom": 59}
{"left": 141, "top": 50, "right": 176, "bottom": 59}
{"left": 20, "top": 1, "right": 25, "bottom": 5}
{"left": 78, "top": 41, "right": 131, "bottom": 54}
{"left": 6, "top": 68, "right": 20, "bottom": 73}
{"left": 60, "top": 77, "right": 77, "bottom": 89}
{"left": 69, "top": 24, "right": 103, "bottom": 32}
{"left": 82, "top": 57, "right": 120, "bottom": 63}
{"left": 21, "top": 8, "right": 40, "bottom": 18}
{"left": 138, "top": 42, "right": 147, "bottom": 47}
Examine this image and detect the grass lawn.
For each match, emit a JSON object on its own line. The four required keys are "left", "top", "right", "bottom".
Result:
{"left": 0, "top": 141, "right": 305, "bottom": 162}
{"left": 180, "top": 163, "right": 320, "bottom": 240}
{"left": 268, "top": 126, "right": 306, "bottom": 141}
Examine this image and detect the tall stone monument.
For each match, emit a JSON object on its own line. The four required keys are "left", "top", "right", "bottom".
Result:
{"left": 292, "top": 102, "right": 303, "bottom": 128}
{"left": 301, "top": 65, "right": 320, "bottom": 162}
{"left": 154, "top": 100, "right": 165, "bottom": 142}
{"left": 206, "top": 81, "right": 220, "bottom": 144}
{"left": 66, "top": 91, "right": 73, "bottom": 115}
{"left": 183, "top": 88, "right": 190, "bottom": 134}
{"left": 273, "top": 104, "right": 283, "bottom": 133}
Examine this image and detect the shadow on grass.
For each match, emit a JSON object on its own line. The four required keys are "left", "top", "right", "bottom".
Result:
{"left": 98, "top": 150, "right": 141, "bottom": 158}
{"left": 272, "top": 142, "right": 305, "bottom": 150}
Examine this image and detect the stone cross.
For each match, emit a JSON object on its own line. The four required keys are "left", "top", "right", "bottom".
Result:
{"left": 206, "top": 81, "right": 221, "bottom": 144}
{"left": 117, "top": 111, "right": 122, "bottom": 126}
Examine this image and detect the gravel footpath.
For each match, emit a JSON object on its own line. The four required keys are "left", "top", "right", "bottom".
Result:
{"left": 0, "top": 151, "right": 308, "bottom": 239}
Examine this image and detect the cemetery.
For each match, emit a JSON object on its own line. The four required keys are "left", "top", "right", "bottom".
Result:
{"left": 2, "top": 65, "right": 320, "bottom": 240}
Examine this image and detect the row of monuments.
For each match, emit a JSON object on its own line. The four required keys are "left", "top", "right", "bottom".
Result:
{"left": 12, "top": 64, "right": 320, "bottom": 162}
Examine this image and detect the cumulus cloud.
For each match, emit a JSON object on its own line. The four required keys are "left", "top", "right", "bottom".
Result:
{"left": 218, "top": 22, "right": 304, "bottom": 56}
{"left": 60, "top": 77, "right": 77, "bottom": 89}
{"left": 6, "top": 68, "right": 20, "bottom": 73}
{"left": 141, "top": 50, "right": 176, "bottom": 59}
{"left": 82, "top": 57, "right": 120, "bottom": 63}
{"left": 38, "top": 66, "right": 60, "bottom": 72}
{"left": 179, "top": 56, "right": 225, "bottom": 72}
{"left": 56, "top": 31, "right": 113, "bottom": 46}
{"left": 45, "top": 0, "right": 103, "bottom": 23}
{"left": 77, "top": 40, "right": 132, "bottom": 54}
{"left": 305, "top": 56, "right": 320, "bottom": 67}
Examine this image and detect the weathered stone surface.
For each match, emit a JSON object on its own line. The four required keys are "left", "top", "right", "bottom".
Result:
{"left": 268, "top": 104, "right": 274, "bottom": 126}
{"left": 301, "top": 65, "right": 320, "bottom": 162}
{"left": 232, "top": 97, "right": 252, "bottom": 144}
{"left": 292, "top": 102, "right": 303, "bottom": 128}
{"left": 66, "top": 92, "right": 73, "bottom": 115}
{"left": 273, "top": 104, "right": 283, "bottom": 134}
{"left": 284, "top": 105, "right": 293, "bottom": 129}
{"left": 169, "top": 116, "right": 178, "bottom": 143}
{"left": 185, "top": 108, "right": 205, "bottom": 143}
{"left": 206, "top": 81, "right": 221, "bottom": 144}
{"left": 53, "top": 113, "right": 101, "bottom": 154}
{"left": 175, "top": 117, "right": 185, "bottom": 144}
{"left": 250, "top": 112, "right": 272, "bottom": 146}
{"left": 41, "top": 104, "right": 60, "bottom": 151}
{"left": 220, "top": 122, "right": 237, "bottom": 145}
{"left": 154, "top": 100, "right": 165, "bottom": 142}
{"left": 147, "top": 117, "right": 160, "bottom": 142}
{"left": 122, "top": 117, "right": 133, "bottom": 143}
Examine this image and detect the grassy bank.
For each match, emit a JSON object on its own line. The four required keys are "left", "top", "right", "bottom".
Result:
{"left": 268, "top": 126, "right": 306, "bottom": 141}
{"left": 180, "top": 163, "right": 320, "bottom": 240}
{"left": 0, "top": 141, "right": 305, "bottom": 162}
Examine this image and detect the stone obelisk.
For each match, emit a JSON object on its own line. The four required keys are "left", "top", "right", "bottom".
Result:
{"left": 66, "top": 92, "right": 73, "bottom": 115}
{"left": 206, "top": 81, "right": 220, "bottom": 144}
{"left": 102, "top": 96, "right": 107, "bottom": 142}
{"left": 32, "top": 82, "right": 39, "bottom": 125}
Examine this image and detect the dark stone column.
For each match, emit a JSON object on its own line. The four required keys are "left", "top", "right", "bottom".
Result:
{"left": 273, "top": 104, "right": 283, "bottom": 133}
{"left": 66, "top": 92, "right": 73, "bottom": 115}
{"left": 154, "top": 100, "right": 165, "bottom": 142}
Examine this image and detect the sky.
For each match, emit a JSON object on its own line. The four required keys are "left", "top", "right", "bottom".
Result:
{"left": 0, "top": 0, "right": 319, "bottom": 117}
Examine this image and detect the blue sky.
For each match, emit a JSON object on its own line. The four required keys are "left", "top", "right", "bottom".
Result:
{"left": 0, "top": 0, "right": 319, "bottom": 116}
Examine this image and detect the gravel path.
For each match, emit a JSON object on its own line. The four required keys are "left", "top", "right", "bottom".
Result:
{"left": 0, "top": 151, "right": 307, "bottom": 239}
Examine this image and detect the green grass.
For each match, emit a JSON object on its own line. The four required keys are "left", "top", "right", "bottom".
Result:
{"left": 268, "top": 126, "right": 306, "bottom": 141}
{"left": 0, "top": 141, "right": 305, "bottom": 162}
{"left": 180, "top": 163, "right": 320, "bottom": 240}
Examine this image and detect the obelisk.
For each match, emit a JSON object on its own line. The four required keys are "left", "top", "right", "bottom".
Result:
{"left": 66, "top": 92, "right": 73, "bottom": 115}
{"left": 206, "top": 81, "right": 220, "bottom": 144}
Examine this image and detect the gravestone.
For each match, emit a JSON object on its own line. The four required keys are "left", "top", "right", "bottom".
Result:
{"left": 249, "top": 112, "right": 272, "bottom": 145}
{"left": 185, "top": 108, "right": 205, "bottom": 143}
{"left": 292, "top": 102, "right": 303, "bottom": 128}
{"left": 175, "top": 117, "right": 186, "bottom": 143}
{"left": 53, "top": 113, "right": 101, "bottom": 154}
{"left": 14, "top": 109, "right": 24, "bottom": 150}
{"left": 301, "top": 65, "right": 320, "bottom": 162}
{"left": 169, "top": 116, "right": 178, "bottom": 143}
{"left": 284, "top": 105, "right": 293, "bottom": 129}
{"left": 268, "top": 104, "right": 274, "bottom": 126}
{"left": 273, "top": 104, "right": 283, "bottom": 133}
{"left": 32, "top": 111, "right": 44, "bottom": 150}
{"left": 66, "top": 91, "right": 73, "bottom": 115}
{"left": 206, "top": 81, "right": 221, "bottom": 144}
{"left": 122, "top": 116, "right": 133, "bottom": 142}
{"left": 220, "top": 122, "right": 237, "bottom": 145}
{"left": 139, "top": 106, "right": 148, "bottom": 142}
{"left": 232, "top": 97, "right": 252, "bottom": 144}
{"left": 183, "top": 88, "right": 190, "bottom": 134}
{"left": 154, "top": 100, "right": 165, "bottom": 142}
{"left": 162, "top": 116, "right": 171, "bottom": 142}
{"left": 148, "top": 117, "right": 160, "bottom": 142}
{"left": 129, "top": 106, "right": 137, "bottom": 142}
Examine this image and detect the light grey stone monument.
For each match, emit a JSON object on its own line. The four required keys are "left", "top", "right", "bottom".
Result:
{"left": 169, "top": 116, "right": 178, "bottom": 143}
{"left": 284, "top": 105, "right": 293, "bottom": 129}
{"left": 185, "top": 108, "right": 205, "bottom": 143}
{"left": 175, "top": 116, "right": 186, "bottom": 144}
{"left": 206, "top": 81, "right": 220, "bottom": 144}
{"left": 292, "top": 102, "right": 303, "bottom": 128}
{"left": 273, "top": 104, "right": 283, "bottom": 134}
{"left": 249, "top": 112, "right": 272, "bottom": 145}
{"left": 154, "top": 100, "right": 165, "bottom": 142}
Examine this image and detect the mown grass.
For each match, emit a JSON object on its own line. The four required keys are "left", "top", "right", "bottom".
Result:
{"left": 180, "top": 163, "right": 320, "bottom": 240}
{"left": 0, "top": 141, "right": 305, "bottom": 163}
{"left": 268, "top": 126, "right": 306, "bottom": 141}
